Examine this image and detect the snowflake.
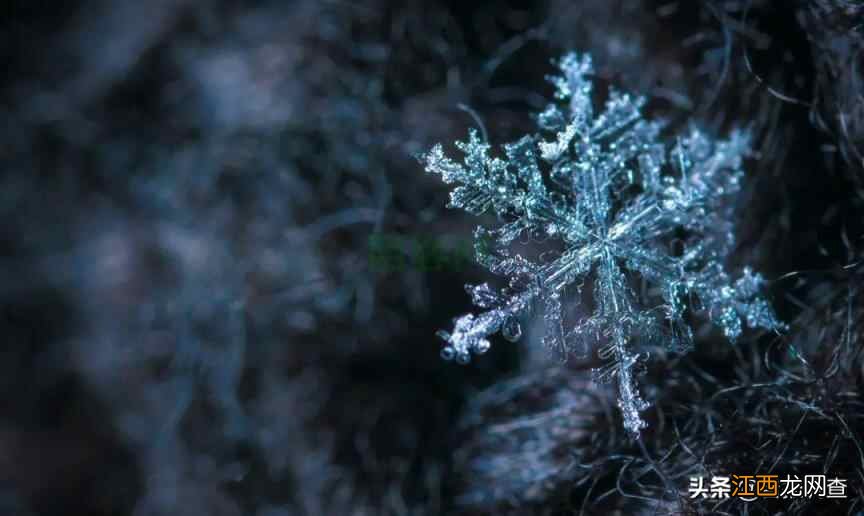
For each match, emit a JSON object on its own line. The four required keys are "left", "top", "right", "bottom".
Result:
{"left": 422, "top": 52, "right": 786, "bottom": 435}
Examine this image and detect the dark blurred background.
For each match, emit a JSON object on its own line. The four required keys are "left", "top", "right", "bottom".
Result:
{"left": 1, "top": 1, "right": 863, "bottom": 515}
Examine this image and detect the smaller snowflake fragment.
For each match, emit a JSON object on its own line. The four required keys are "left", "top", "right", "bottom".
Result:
{"left": 422, "top": 52, "right": 786, "bottom": 435}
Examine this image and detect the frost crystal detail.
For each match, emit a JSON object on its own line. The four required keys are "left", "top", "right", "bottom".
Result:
{"left": 422, "top": 53, "right": 786, "bottom": 435}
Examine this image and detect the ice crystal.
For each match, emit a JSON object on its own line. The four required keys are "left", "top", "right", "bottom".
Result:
{"left": 423, "top": 52, "right": 785, "bottom": 435}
